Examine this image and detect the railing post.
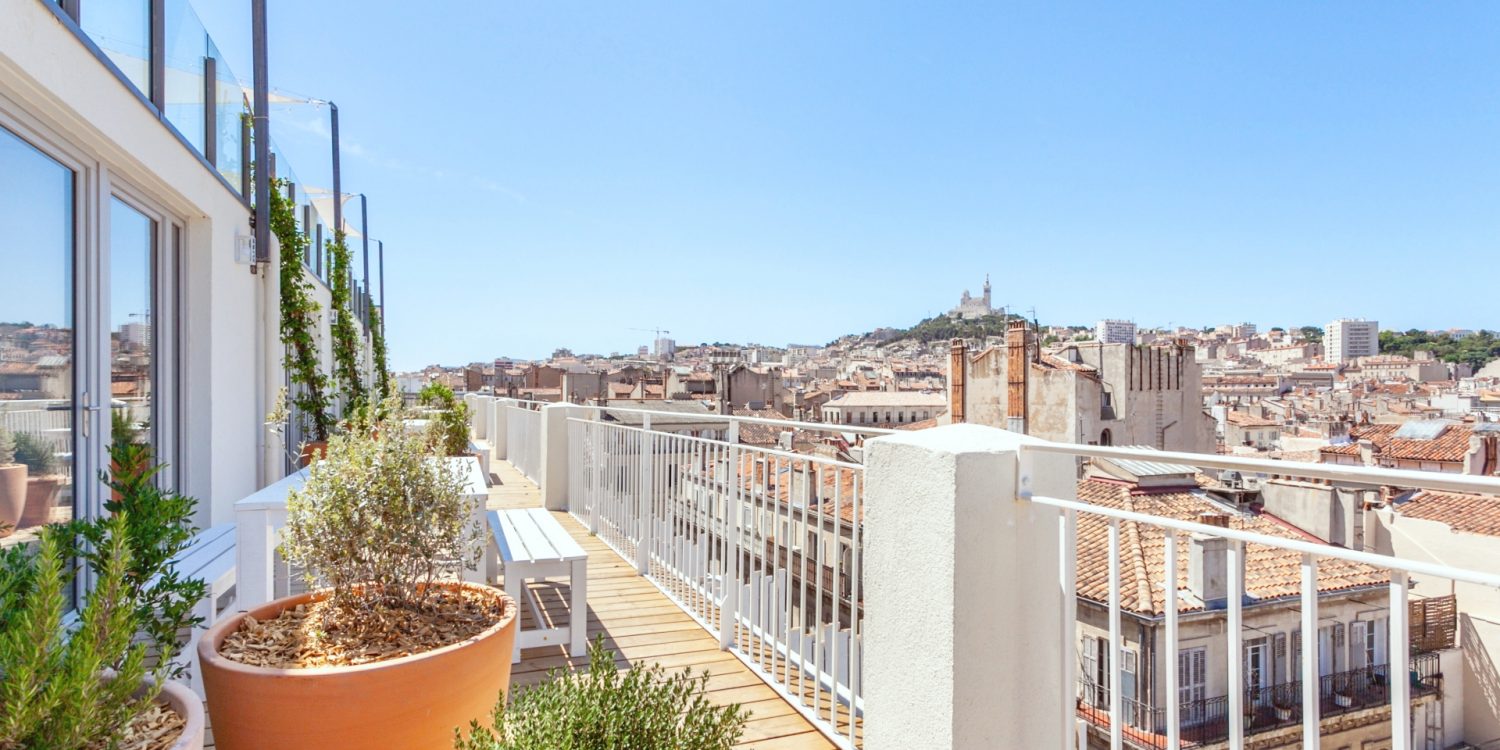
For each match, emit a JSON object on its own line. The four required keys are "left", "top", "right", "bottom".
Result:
{"left": 636, "top": 416, "right": 653, "bottom": 575}
{"left": 863, "top": 424, "right": 1073, "bottom": 750}
{"left": 490, "top": 399, "right": 507, "bottom": 459}
{"left": 719, "top": 437, "right": 742, "bottom": 651}
{"left": 540, "top": 404, "right": 577, "bottom": 511}
{"left": 1389, "top": 570, "right": 1411, "bottom": 750}
{"left": 234, "top": 503, "right": 284, "bottom": 610}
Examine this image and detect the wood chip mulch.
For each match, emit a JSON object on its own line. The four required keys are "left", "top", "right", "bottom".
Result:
{"left": 93, "top": 702, "right": 185, "bottom": 750}
{"left": 219, "top": 587, "right": 511, "bottom": 669}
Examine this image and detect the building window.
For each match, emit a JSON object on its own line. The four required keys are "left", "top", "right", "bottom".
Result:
{"left": 0, "top": 124, "right": 77, "bottom": 553}
{"left": 1099, "top": 429, "right": 1112, "bottom": 446}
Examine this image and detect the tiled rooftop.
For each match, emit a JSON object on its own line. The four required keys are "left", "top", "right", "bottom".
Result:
{"left": 1074, "top": 478, "right": 1390, "bottom": 616}
{"left": 1398, "top": 490, "right": 1500, "bottom": 538}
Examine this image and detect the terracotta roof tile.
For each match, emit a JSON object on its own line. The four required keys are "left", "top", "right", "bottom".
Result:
{"left": 1398, "top": 491, "right": 1500, "bottom": 537}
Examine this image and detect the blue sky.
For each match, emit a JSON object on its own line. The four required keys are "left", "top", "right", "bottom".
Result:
{"left": 195, "top": 2, "right": 1500, "bottom": 369}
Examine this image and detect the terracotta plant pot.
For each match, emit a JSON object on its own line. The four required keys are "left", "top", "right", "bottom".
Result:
{"left": 0, "top": 463, "right": 28, "bottom": 537}
{"left": 298, "top": 440, "right": 329, "bottom": 467}
{"left": 101, "top": 673, "right": 205, "bottom": 750}
{"left": 199, "top": 582, "right": 517, "bottom": 750}
{"left": 20, "top": 476, "right": 61, "bottom": 528}
{"left": 156, "top": 678, "right": 208, "bottom": 750}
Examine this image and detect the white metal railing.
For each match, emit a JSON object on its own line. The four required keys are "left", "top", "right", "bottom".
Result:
{"left": 505, "top": 404, "right": 543, "bottom": 482}
{"left": 567, "top": 416, "right": 865, "bottom": 749}
{"left": 1021, "top": 442, "right": 1500, "bottom": 750}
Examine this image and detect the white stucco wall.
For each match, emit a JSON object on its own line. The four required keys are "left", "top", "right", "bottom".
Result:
{"left": 2, "top": 3, "right": 270, "bottom": 526}
{"left": 1373, "top": 508, "right": 1500, "bottom": 745}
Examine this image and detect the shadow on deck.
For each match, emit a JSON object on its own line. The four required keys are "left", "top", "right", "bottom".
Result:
{"left": 488, "top": 459, "right": 840, "bottom": 750}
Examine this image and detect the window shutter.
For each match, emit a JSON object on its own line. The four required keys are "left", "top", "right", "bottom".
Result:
{"left": 1350, "top": 621, "right": 1368, "bottom": 669}
{"left": 1273, "top": 633, "right": 1288, "bottom": 684}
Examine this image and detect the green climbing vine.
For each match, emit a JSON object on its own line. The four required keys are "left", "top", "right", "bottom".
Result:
{"left": 369, "top": 306, "right": 390, "bottom": 402}
{"left": 326, "top": 230, "right": 366, "bottom": 414}
{"left": 270, "top": 177, "right": 333, "bottom": 442}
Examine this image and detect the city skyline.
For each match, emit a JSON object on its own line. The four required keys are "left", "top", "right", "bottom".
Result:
{"left": 175, "top": 2, "right": 1500, "bottom": 370}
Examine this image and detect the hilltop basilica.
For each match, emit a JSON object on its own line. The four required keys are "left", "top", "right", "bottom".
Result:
{"left": 948, "top": 275, "right": 995, "bottom": 320}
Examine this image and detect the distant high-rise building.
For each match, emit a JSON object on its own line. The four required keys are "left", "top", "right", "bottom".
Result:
{"left": 1327, "top": 318, "right": 1378, "bottom": 362}
{"left": 1094, "top": 319, "right": 1136, "bottom": 345}
{"left": 637, "top": 345, "right": 650, "bottom": 358}
{"left": 1231, "top": 322, "right": 1257, "bottom": 339}
{"left": 119, "top": 321, "right": 150, "bottom": 348}
{"left": 654, "top": 337, "right": 676, "bottom": 360}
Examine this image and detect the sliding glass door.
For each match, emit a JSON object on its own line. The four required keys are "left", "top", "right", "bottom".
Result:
{"left": 0, "top": 123, "right": 180, "bottom": 559}
{"left": 0, "top": 124, "right": 77, "bottom": 547}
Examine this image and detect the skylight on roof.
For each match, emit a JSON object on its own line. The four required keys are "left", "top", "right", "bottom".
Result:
{"left": 1393, "top": 420, "right": 1451, "bottom": 441}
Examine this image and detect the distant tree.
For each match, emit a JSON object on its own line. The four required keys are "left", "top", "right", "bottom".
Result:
{"left": 1270, "top": 327, "right": 1285, "bottom": 333}
{"left": 1298, "top": 326, "right": 1324, "bottom": 343}
{"left": 1380, "top": 329, "right": 1498, "bottom": 370}
{"left": 551, "top": 348, "right": 574, "bottom": 359}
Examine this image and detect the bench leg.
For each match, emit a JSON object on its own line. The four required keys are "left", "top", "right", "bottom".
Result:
{"left": 505, "top": 568, "right": 525, "bottom": 664}
{"left": 570, "top": 558, "right": 587, "bottom": 657}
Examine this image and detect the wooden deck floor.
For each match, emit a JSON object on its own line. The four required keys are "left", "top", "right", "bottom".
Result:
{"left": 488, "top": 459, "right": 840, "bottom": 750}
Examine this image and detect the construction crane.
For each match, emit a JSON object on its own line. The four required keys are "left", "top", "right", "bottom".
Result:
{"left": 629, "top": 327, "right": 672, "bottom": 340}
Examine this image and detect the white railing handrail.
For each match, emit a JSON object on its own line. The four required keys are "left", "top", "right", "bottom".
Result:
{"left": 567, "top": 417, "right": 867, "bottom": 471}
{"left": 500, "top": 397, "right": 898, "bottom": 437}
{"left": 1027, "top": 441, "right": 1500, "bottom": 496}
{"left": 1029, "top": 493, "right": 1500, "bottom": 591}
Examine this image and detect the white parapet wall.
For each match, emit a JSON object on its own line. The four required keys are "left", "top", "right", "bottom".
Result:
{"left": 862, "top": 424, "right": 1076, "bottom": 750}
{"left": 540, "top": 403, "right": 581, "bottom": 511}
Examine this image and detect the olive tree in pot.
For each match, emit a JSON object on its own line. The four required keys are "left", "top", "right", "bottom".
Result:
{"left": 0, "top": 429, "right": 26, "bottom": 538}
{"left": 199, "top": 404, "right": 518, "bottom": 749}
{"left": 0, "top": 515, "right": 206, "bottom": 750}
{"left": 15, "top": 431, "right": 60, "bottom": 528}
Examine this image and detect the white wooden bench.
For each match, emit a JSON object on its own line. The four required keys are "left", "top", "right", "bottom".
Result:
{"left": 488, "top": 508, "right": 587, "bottom": 663}
{"left": 166, "top": 523, "right": 238, "bottom": 697}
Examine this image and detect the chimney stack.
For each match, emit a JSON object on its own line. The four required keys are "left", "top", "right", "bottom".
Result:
{"left": 1006, "top": 320, "right": 1029, "bottom": 434}
{"left": 1188, "top": 513, "right": 1238, "bottom": 608}
{"left": 948, "top": 338, "right": 966, "bottom": 424}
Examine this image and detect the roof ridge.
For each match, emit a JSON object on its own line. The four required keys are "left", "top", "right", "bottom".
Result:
{"left": 1118, "top": 488, "right": 1156, "bottom": 612}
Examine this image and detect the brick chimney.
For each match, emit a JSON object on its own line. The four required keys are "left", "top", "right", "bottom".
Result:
{"left": 1006, "top": 320, "right": 1029, "bottom": 434}
{"left": 948, "top": 338, "right": 966, "bottom": 423}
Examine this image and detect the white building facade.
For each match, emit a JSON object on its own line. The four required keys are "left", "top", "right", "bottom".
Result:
{"left": 1328, "top": 318, "right": 1379, "bottom": 363}
{"left": 1094, "top": 318, "right": 1137, "bottom": 345}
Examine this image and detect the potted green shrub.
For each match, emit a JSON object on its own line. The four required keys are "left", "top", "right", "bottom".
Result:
{"left": 420, "top": 382, "right": 473, "bottom": 457}
{"left": 0, "top": 428, "right": 25, "bottom": 537}
{"left": 14, "top": 431, "right": 60, "bottom": 528}
{"left": 0, "top": 515, "right": 206, "bottom": 749}
{"left": 455, "top": 638, "right": 748, "bottom": 750}
{"left": 198, "top": 404, "right": 518, "bottom": 749}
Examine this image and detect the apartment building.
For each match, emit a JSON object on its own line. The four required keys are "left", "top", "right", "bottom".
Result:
{"left": 0, "top": 2, "right": 381, "bottom": 542}
{"left": 1328, "top": 319, "right": 1380, "bottom": 363}
{"left": 822, "top": 390, "right": 945, "bottom": 427}
{"left": 1072, "top": 457, "right": 1447, "bottom": 749}
{"left": 950, "top": 321, "right": 1216, "bottom": 452}
{"left": 1096, "top": 319, "right": 1138, "bottom": 345}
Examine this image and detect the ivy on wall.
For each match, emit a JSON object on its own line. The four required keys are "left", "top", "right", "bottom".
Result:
{"left": 270, "top": 178, "right": 333, "bottom": 442}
